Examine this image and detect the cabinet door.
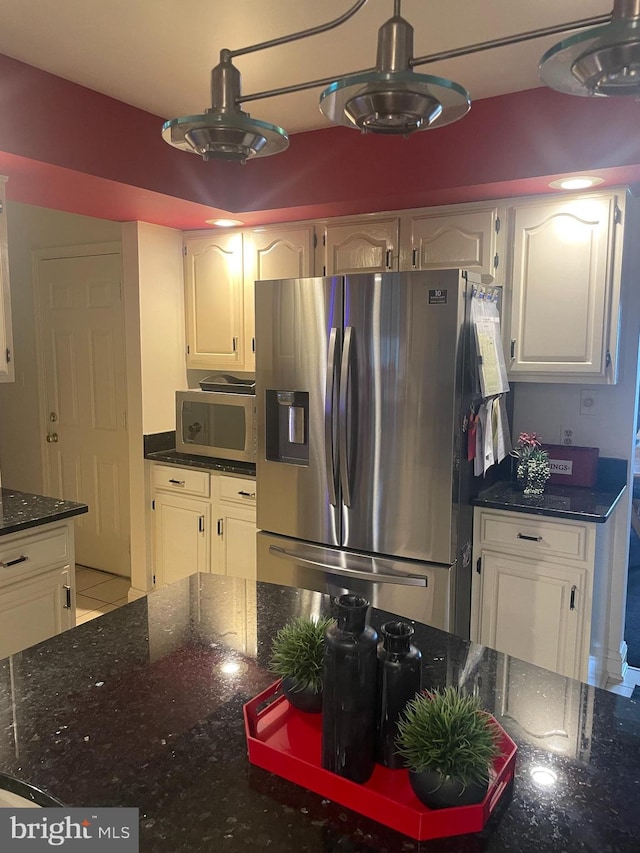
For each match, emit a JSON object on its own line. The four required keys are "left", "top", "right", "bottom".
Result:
{"left": 244, "top": 225, "right": 315, "bottom": 371}
{"left": 217, "top": 507, "right": 257, "bottom": 580}
{"left": 403, "top": 208, "right": 500, "bottom": 276}
{"left": 0, "top": 566, "right": 73, "bottom": 658}
{"left": 153, "top": 492, "right": 211, "bottom": 586}
{"left": 478, "top": 550, "right": 588, "bottom": 681}
{"left": 0, "top": 176, "right": 14, "bottom": 383}
{"left": 183, "top": 232, "right": 245, "bottom": 370}
{"left": 321, "top": 217, "right": 399, "bottom": 274}
{"left": 506, "top": 193, "right": 622, "bottom": 382}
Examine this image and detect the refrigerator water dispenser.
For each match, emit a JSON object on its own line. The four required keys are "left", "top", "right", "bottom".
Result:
{"left": 265, "top": 390, "right": 309, "bottom": 465}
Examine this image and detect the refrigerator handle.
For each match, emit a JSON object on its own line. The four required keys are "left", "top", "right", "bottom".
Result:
{"left": 338, "top": 325, "right": 353, "bottom": 507}
{"left": 268, "top": 545, "right": 428, "bottom": 587}
{"left": 325, "top": 327, "right": 339, "bottom": 506}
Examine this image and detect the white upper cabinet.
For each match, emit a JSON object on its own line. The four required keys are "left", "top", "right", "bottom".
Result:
{"left": 0, "top": 176, "right": 14, "bottom": 383}
{"left": 183, "top": 231, "right": 245, "bottom": 371}
{"left": 184, "top": 225, "right": 314, "bottom": 373}
{"left": 319, "top": 217, "right": 399, "bottom": 275}
{"left": 244, "top": 225, "right": 315, "bottom": 372}
{"left": 399, "top": 204, "right": 504, "bottom": 277}
{"left": 504, "top": 190, "right": 625, "bottom": 383}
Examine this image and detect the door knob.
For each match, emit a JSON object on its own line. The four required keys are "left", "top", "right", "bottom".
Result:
{"left": 46, "top": 432, "right": 59, "bottom": 443}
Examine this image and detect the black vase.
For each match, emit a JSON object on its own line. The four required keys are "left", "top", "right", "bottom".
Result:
{"left": 375, "top": 621, "right": 422, "bottom": 768}
{"left": 321, "top": 594, "right": 378, "bottom": 784}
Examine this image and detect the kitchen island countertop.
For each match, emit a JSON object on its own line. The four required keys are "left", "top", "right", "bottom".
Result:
{"left": 0, "top": 573, "right": 638, "bottom": 852}
{"left": 0, "top": 487, "right": 88, "bottom": 536}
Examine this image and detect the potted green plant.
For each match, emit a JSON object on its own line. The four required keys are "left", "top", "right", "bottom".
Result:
{"left": 396, "top": 686, "right": 501, "bottom": 809}
{"left": 269, "top": 615, "right": 333, "bottom": 713}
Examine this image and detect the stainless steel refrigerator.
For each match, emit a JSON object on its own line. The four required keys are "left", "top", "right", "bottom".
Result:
{"left": 255, "top": 270, "right": 477, "bottom": 638}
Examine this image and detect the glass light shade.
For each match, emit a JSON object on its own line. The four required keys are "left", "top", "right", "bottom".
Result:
{"left": 319, "top": 70, "right": 470, "bottom": 133}
{"left": 540, "top": 21, "right": 640, "bottom": 96}
{"left": 162, "top": 111, "right": 289, "bottom": 162}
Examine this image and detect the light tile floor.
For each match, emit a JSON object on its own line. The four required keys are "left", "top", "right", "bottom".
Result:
{"left": 606, "top": 665, "right": 640, "bottom": 697}
{"left": 75, "top": 566, "right": 131, "bottom": 625}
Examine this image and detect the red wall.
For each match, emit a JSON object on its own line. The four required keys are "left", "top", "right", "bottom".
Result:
{"left": 0, "top": 52, "right": 639, "bottom": 228}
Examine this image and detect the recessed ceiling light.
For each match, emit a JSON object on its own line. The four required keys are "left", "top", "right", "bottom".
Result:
{"left": 205, "top": 218, "right": 244, "bottom": 227}
{"left": 548, "top": 176, "right": 604, "bottom": 190}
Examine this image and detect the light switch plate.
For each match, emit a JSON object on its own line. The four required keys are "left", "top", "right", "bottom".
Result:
{"left": 580, "top": 389, "right": 597, "bottom": 416}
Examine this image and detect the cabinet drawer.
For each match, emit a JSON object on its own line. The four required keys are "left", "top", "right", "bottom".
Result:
{"left": 478, "top": 511, "right": 591, "bottom": 564}
{"left": 219, "top": 476, "right": 257, "bottom": 507}
{"left": 0, "top": 524, "right": 71, "bottom": 584}
{"left": 152, "top": 464, "right": 210, "bottom": 497}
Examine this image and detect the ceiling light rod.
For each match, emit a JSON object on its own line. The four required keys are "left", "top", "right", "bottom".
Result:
{"left": 410, "top": 13, "right": 611, "bottom": 67}
{"left": 238, "top": 12, "right": 612, "bottom": 107}
{"left": 225, "top": 0, "right": 368, "bottom": 60}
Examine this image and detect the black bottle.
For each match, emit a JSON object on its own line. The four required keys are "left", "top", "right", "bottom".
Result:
{"left": 321, "top": 594, "right": 378, "bottom": 783}
{"left": 375, "top": 620, "right": 422, "bottom": 768}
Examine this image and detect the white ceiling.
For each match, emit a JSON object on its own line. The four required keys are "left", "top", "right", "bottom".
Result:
{"left": 0, "top": 0, "right": 613, "bottom": 135}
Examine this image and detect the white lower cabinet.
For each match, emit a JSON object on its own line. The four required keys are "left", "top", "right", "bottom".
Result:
{"left": 152, "top": 464, "right": 256, "bottom": 585}
{"left": 0, "top": 520, "right": 76, "bottom": 658}
{"left": 153, "top": 492, "right": 211, "bottom": 586}
{"left": 214, "top": 476, "right": 257, "bottom": 580}
{"left": 472, "top": 508, "right": 595, "bottom": 682}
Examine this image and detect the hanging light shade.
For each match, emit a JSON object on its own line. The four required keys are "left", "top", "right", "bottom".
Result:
{"left": 539, "top": 0, "right": 640, "bottom": 96}
{"left": 319, "top": 13, "right": 470, "bottom": 134}
{"left": 162, "top": 53, "right": 288, "bottom": 163}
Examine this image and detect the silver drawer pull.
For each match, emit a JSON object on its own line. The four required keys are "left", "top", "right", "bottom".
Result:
{"left": 517, "top": 533, "right": 542, "bottom": 542}
{"left": 168, "top": 479, "right": 186, "bottom": 486}
{"left": 0, "top": 555, "right": 28, "bottom": 568}
{"left": 238, "top": 490, "right": 256, "bottom": 499}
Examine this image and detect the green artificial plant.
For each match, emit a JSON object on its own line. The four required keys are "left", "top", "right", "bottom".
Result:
{"left": 396, "top": 686, "right": 501, "bottom": 788}
{"left": 269, "top": 615, "right": 333, "bottom": 693}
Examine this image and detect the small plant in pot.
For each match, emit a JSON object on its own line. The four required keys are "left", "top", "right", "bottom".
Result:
{"left": 396, "top": 686, "right": 501, "bottom": 810}
{"left": 269, "top": 616, "right": 333, "bottom": 713}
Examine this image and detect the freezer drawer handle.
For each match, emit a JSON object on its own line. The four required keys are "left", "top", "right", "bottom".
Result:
{"left": 516, "top": 533, "right": 542, "bottom": 542}
{"left": 269, "top": 545, "right": 428, "bottom": 587}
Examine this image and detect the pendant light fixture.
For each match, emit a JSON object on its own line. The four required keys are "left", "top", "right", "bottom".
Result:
{"left": 539, "top": 0, "right": 640, "bottom": 96}
{"left": 318, "top": 8, "right": 470, "bottom": 134}
{"left": 163, "top": 2, "right": 620, "bottom": 165}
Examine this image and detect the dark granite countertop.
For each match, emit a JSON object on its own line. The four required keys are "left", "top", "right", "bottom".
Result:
{"left": 146, "top": 448, "right": 256, "bottom": 477}
{"left": 143, "top": 429, "right": 256, "bottom": 477}
{"left": 0, "top": 487, "right": 88, "bottom": 536}
{"left": 473, "top": 480, "right": 626, "bottom": 523}
{"left": 0, "top": 573, "right": 638, "bottom": 851}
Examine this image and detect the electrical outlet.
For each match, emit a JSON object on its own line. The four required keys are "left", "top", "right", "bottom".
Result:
{"left": 561, "top": 426, "right": 575, "bottom": 446}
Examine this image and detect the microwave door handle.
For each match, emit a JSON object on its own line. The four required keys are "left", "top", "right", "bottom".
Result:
{"left": 268, "top": 545, "right": 428, "bottom": 587}
{"left": 338, "top": 326, "right": 353, "bottom": 508}
{"left": 325, "top": 327, "right": 338, "bottom": 507}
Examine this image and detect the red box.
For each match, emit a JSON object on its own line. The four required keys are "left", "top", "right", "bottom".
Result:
{"left": 543, "top": 444, "right": 599, "bottom": 487}
{"left": 243, "top": 680, "right": 517, "bottom": 842}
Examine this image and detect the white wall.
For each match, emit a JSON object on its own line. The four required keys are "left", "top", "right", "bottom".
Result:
{"left": 121, "top": 222, "right": 186, "bottom": 599}
{"left": 137, "top": 223, "right": 187, "bottom": 433}
{"left": 0, "top": 202, "right": 121, "bottom": 493}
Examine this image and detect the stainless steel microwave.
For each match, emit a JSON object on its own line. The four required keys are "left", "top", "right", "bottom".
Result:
{"left": 176, "top": 390, "right": 257, "bottom": 463}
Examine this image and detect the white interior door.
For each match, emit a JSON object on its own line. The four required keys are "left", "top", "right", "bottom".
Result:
{"left": 36, "top": 249, "right": 130, "bottom": 575}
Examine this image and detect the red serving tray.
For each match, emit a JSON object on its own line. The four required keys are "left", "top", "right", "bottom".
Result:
{"left": 243, "top": 680, "right": 517, "bottom": 842}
